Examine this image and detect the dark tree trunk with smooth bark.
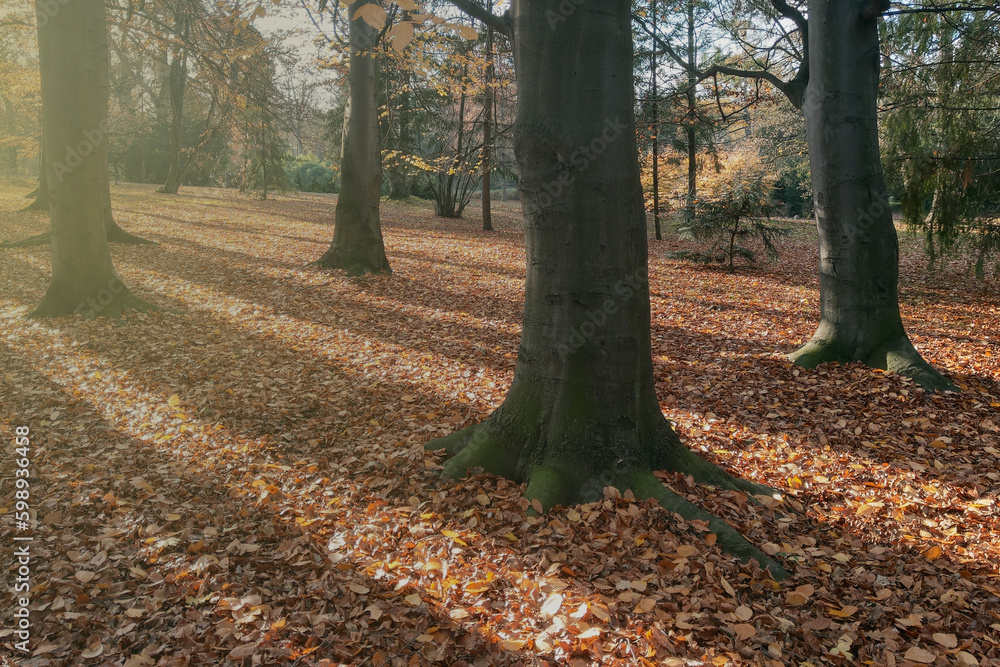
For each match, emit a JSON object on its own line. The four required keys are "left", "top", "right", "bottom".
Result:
{"left": 313, "top": 0, "right": 390, "bottom": 276}
{"left": 481, "top": 21, "right": 494, "bottom": 232}
{"left": 28, "top": 0, "right": 153, "bottom": 318}
{"left": 159, "top": 11, "right": 188, "bottom": 196}
{"left": 684, "top": 0, "right": 696, "bottom": 214}
{"left": 788, "top": 0, "right": 956, "bottom": 392}
{"left": 650, "top": 0, "right": 660, "bottom": 240}
{"left": 430, "top": 0, "right": 785, "bottom": 578}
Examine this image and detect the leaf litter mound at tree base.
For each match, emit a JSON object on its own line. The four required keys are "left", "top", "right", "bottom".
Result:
{"left": 0, "top": 184, "right": 998, "bottom": 665}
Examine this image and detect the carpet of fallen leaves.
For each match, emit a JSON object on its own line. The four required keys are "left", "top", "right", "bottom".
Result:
{"left": 1, "top": 183, "right": 999, "bottom": 667}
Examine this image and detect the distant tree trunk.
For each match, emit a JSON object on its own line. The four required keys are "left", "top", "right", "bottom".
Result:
{"left": 28, "top": 0, "right": 153, "bottom": 318}
{"left": 20, "top": 140, "right": 49, "bottom": 211}
{"left": 387, "top": 73, "right": 411, "bottom": 200}
{"left": 312, "top": 0, "right": 391, "bottom": 275}
{"left": 650, "top": 0, "right": 660, "bottom": 240}
{"left": 159, "top": 11, "right": 188, "bottom": 195}
{"left": 435, "top": 62, "right": 471, "bottom": 218}
{"left": 431, "top": 0, "right": 785, "bottom": 578}
{"left": 788, "top": 0, "right": 955, "bottom": 391}
{"left": 684, "top": 0, "right": 696, "bottom": 214}
{"left": 482, "top": 20, "right": 494, "bottom": 232}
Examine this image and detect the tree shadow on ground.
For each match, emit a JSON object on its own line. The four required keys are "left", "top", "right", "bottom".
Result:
{"left": 0, "top": 344, "right": 561, "bottom": 667}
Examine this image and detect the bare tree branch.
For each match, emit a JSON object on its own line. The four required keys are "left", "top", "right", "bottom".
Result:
{"left": 445, "top": 0, "right": 511, "bottom": 38}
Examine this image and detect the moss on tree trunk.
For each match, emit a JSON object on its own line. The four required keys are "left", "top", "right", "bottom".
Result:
{"left": 790, "top": 0, "right": 955, "bottom": 393}
{"left": 428, "top": 0, "right": 786, "bottom": 579}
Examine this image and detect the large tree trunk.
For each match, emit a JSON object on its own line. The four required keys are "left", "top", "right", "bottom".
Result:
{"left": 28, "top": 0, "right": 153, "bottom": 318}
{"left": 429, "top": 0, "right": 785, "bottom": 578}
{"left": 789, "top": 0, "right": 956, "bottom": 392}
{"left": 312, "top": 0, "right": 390, "bottom": 275}
{"left": 4, "top": 123, "right": 155, "bottom": 249}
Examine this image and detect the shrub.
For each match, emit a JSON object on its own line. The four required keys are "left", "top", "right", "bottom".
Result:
{"left": 678, "top": 146, "right": 789, "bottom": 272}
{"left": 284, "top": 154, "right": 338, "bottom": 193}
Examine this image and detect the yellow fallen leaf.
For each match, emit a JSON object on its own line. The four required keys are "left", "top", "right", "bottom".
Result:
{"left": 829, "top": 605, "right": 858, "bottom": 618}
{"left": 465, "top": 580, "right": 490, "bottom": 593}
{"left": 923, "top": 545, "right": 943, "bottom": 560}
{"left": 167, "top": 394, "right": 180, "bottom": 407}
{"left": 441, "top": 529, "right": 468, "bottom": 545}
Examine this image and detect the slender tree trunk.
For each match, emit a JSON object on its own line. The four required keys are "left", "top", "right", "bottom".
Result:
{"left": 437, "top": 62, "right": 469, "bottom": 218}
{"left": 650, "top": 0, "right": 660, "bottom": 240}
{"left": 28, "top": 0, "right": 153, "bottom": 318}
{"left": 20, "top": 139, "right": 49, "bottom": 211}
{"left": 159, "top": 12, "right": 187, "bottom": 195}
{"left": 429, "top": 0, "right": 785, "bottom": 578}
{"left": 312, "top": 0, "right": 391, "bottom": 275}
{"left": 789, "top": 0, "right": 955, "bottom": 391}
{"left": 482, "top": 19, "right": 494, "bottom": 232}
{"left": 387, "top": 70, "right": 412, "bottom": 200}
{"left": 685, "top": 0, "right": 696, "bottom": 214}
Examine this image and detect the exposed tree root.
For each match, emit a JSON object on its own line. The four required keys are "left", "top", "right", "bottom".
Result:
{"left": 427, "top": 412, "right": 789, "bottom": 580}
{"left": 629, "top": 471, "right": 789, "bottom": 579}
{"left": 790, "top": 334, "right": 958, "bottom": 392}
{"left": 28, "top": 283, "right": 158, "bottom": 319}
{"left": 309, "top": 243, "right": 391, "bottom": 277}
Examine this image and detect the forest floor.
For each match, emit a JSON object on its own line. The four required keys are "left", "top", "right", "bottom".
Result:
{"left": 0, "top": 183, "right": 999, "bottom": 667}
